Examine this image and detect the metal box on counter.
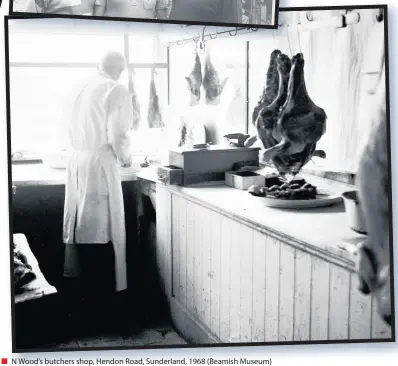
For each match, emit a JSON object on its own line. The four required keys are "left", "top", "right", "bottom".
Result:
{"left": 156, "top": 165, "right": 184, "bottom": 186}
{"left": 225, "top": 171, "right": 265, "bottom": 190}
{"left": 168, "top": 145, "right": 261, "bottom": 185}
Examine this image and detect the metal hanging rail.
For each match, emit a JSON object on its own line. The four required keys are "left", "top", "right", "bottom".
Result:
{"left": 167, "top": 9, "right": 366, "bottom": 47}
{"left": 290, "top": 12, "right": 361, "bottom": 33}
{"left": 167, "top": 26, "right": 261, "bottom": 47}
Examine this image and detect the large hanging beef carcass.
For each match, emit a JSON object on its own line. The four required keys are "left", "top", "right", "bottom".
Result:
{"left": 246, "top": 50, "right": 327, "bottom": 177}
{"left": 246, "top": 50, "right": 292, "bottom": 150}
{"left": 264, "top": 53, "right": 327, "bottom": 175}
{"left": 245, "top": 49, "right": 295, "bottom": 174}
{"left": 251, "top": 50, "right": 291, "bottom": 127}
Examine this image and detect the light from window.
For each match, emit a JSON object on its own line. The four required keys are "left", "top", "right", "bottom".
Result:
{"left": 10, "top": 67, "right": 98, "bottom": 154}
{"left": 8, "top": 28, "right": 169, "bottom": 159}
{"left": 129, "top": 34, "right": 167, "bottom": 64}
{"left": 9, "top": 33, "right": 125, "bottom": 63}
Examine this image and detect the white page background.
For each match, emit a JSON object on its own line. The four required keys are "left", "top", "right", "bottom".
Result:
{"left": 0, "top": 0, "right": 397, "bottom": 362}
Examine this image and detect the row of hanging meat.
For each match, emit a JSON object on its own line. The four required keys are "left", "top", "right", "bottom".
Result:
{"left": 132, "top": 49, "right": 230, "bottom": 130}
{"left": 129, "top": 68, "right": 164, "bottom": 130}
{"left": 185, "top": 50, "right": 229, "bottom": 107}
{"left": 140, "top": 45, "right": 328, "bottom": 177}
{"left": 182, "top": 46, "right": 329, "bottom": 177}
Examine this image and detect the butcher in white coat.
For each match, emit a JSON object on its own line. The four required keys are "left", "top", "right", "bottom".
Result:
{"left": 62, "top": 51, "right": 135, "bottom": 328}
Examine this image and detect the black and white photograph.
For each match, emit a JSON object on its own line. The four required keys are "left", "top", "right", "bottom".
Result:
{"left": 5, "top": 5, "right": 394, "bottom": 353}
{"left": 10, "top": 0, "right": 278, "bottom": 28}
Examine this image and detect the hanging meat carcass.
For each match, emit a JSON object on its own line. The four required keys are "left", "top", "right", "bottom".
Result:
{"left": 246, "top": 50, "right": 327, "bottom": 177}
{"left": 148, "top": 68, "right": 164, "bottom": 129}
{"left": 252, "top": 50, "right": 289, "bottom": 127}
{"left": 128, "top": 70, "right": 141, "bottom": 131}
{"left": 186, "top": 52, "right": 203, "bottom": 106}
{"left": 245, "top": 49, "right": 293, "bottom": 169}
{"left": 177, "top": 52, "right": 203, "bottom": 146}
{"left": 263, "top": 53, "right": 327, "bottom": 176}
{"left": 202, "top": 49, "right": 228, "bottom": 105}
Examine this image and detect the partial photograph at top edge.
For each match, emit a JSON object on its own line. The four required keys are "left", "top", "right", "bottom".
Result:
{"left": 10, "top": 0, "right": 279, "bottom": 29}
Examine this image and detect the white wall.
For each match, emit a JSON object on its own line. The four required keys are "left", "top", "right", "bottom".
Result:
{"left": 166, "top": 8, "right": 386, "bottom": 172}
{"left": 248, "top": 9, "right": 385, "bottom": 172}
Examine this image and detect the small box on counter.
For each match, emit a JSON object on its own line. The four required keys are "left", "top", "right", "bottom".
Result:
{"left": 168, "top": 145, "right": 261, "bottom": 185}
{"left": 225, "top": 171, "right": 266, "bottom": 190}
{"left": 156, "top": 166, "right": 184, "bottom": 185}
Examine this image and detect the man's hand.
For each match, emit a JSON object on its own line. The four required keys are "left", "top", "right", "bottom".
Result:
{"left": 356, "top": 242, "right": 378, "bottom": 295}
{"left": 120, "top": 155, "right": 132, "bottom": 168}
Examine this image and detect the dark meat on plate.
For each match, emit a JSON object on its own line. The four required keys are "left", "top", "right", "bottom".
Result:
{"left": 202, "top": 50, "right": 228, "bottom": 105}
{"left": 128, "top": 71, "right": 141, "bottom": 131}
{"left": 186, "top": 52, "right": 203, "bottom": 106}
{"left": 148, "top": 68, "right": 164, "bottom": 128}
{"left": 248, "top": 178, "right": 318, "bottom": 200}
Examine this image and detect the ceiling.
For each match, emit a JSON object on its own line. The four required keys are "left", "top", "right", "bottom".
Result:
{"left": 8, "top": 17, "right": 250, "bottom": 41}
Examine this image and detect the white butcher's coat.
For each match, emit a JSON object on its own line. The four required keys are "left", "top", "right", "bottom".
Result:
{"left": 62, "top": 71, "right": 134, "bottom": 292}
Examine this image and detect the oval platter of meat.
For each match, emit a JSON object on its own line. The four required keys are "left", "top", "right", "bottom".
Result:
{"left": 247, "top": 177, "right": 343, "bottom": 209}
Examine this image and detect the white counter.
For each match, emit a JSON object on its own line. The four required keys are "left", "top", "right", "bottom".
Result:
{"left": 138, "top": 167, "right": 364, "bottom": 270}
{"left": 12, "top": 162, "right": 139, "bottom": 186}
{"left": 151, "top": 167, "right": 391, "bottom": 344}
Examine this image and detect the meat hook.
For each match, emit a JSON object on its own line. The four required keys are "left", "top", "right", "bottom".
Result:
{"left": 228, "top": 27, "right": 238, "bottom": 36}
{"left": 201, "top": 26, "right": 207, "bottom": 40}
{"left": 198, "top": 26, "right": 207, "bottom": 52}
{"left": 296, "top": 22, "right": 303, "bottom": 54}
{"left": 208, "top": 26, "right": 218, "bottom": 40}
{"left": 192, "top": 36, "right": 199, "bottom": 53}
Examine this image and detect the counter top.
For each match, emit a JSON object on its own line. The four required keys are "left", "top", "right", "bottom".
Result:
{"left": 12, "top": 162, "right": 139, "bottom": 186}
{"left": 137, "top": 166, "right": 162, "bottom": 184}
{"left": 138, "top": 167, "right": 364, "bottom": 270}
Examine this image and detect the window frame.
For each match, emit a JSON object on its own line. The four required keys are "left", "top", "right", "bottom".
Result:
{"left": 9, "top": 31, "right": 169, "bottom": 163}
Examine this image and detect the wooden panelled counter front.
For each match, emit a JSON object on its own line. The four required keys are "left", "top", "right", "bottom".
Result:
{"left": 150, "top": 176, "right": 392, "bottom": 344}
